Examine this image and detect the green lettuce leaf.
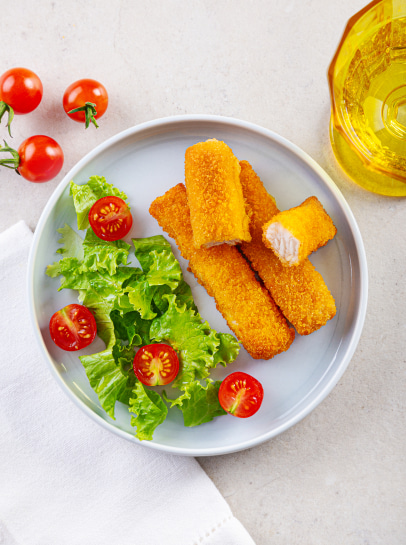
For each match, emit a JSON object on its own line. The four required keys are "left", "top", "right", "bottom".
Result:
{"left": 76, "top": 269, "right": 144, "bottom": 351}
{"left": 168, "top": 380, "right": 226, "bottom": 427}
{"left": 46, "top": 224, "right": 84, "bottom": 279}
{"left": 173, "top": 279, "right": 198, "bottom": 312}
{"left": 77, "top": 268, "right": 137, "bottom": 308}
{"left": 150, "top": 280, "right": 198, "bottom": 316}
{"left": 82, "top": 228, "right": 131, "bottom": 276}
{"left": 46, "top": 225, "right": 134, "bottom": 296}
{"left": 129, "top": 382, "right": 168, "bottom": 441}
{"left": 84, "top": 298, "right": 116, "bottom": 348}
{"left": 126, "top": 280, "right": 160, "bottom": 320}
{"left": 70, "top": 176, "right": 128, "bottom": 230}
{"left": 212, "top": 333, "right": 240, "bottom": 369}
{"left": 112, "top": 342, "right": 138, "bottom": 404}
{"left": 79, "top": 303, "right": 135, "bottom": 418}
{"left": 132, "top": 235, "right": 172, "bottom": 269}
{"left": 55, "top": 223, "right": 84, "bottom": 258}
{"left": 120, "top": 236, "right": 185, "bottom": 321}
{"left": 132, "top": 235, "right": 183, "bottom": 290}
{"left": 110, "top": 309, "right": 150, "bottom": 347}
{"left": 80, "top": 345, "right": 132, "bottom": 419}
{"left": 46, "top": 257, "right": 86, "bottom": 291}
{"left": 149, "top": 295, "right": 221, "bottom": 387}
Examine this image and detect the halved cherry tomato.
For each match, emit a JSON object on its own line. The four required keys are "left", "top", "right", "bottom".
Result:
{"left": 0, "top": 135, "right": 64, "bottom": 182}
{"left": 218, "top": 372, "right": 264, "bottom": 418}
{"left": 89, "top": 196, "right": 133, "bottom": 241}
{"left": 0, "top": 68, "right": 43, "bottom": 136}
{"left": 133, "top": 344, "right": 180, "bottom": 386}
{"left": 49, "top": 304, "right": 97, "bottom": 351}
{"left": 63, "top": 79, "right": 108, "bottom": 128}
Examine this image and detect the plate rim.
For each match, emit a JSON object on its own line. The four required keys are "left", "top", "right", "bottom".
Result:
{"left": 27, "top": 114, "right": 369, "bottom": 456}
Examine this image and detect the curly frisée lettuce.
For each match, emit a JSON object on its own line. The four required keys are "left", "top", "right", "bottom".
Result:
{"left": 46, "top": 176, "right": 240, "bottom": 440}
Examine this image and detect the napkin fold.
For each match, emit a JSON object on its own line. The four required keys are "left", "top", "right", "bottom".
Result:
{"left": 0, "top": 221, "right": 255, "bottom": 545}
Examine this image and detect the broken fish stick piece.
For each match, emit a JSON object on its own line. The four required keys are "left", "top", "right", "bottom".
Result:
{"left": 185, "top": 139, "right": 251, "bottom": 249}
{"left": 239, "top": 161, "right": 336, "bottom": 336}
{"left": 149, "top": 183, "right": 294, "bottom": 359}
{"left": 262, "top": 196, "right": 337, "bottom": 267}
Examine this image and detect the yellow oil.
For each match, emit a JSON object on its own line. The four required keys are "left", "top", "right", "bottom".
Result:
{"left": 330, "top": 121, "right": 406, "bottom": 196}
{"left": 332, "top": 17, "right": 406, "bottom": 195}
{"left": 338, "top": 18, "right": 406, "bottom": 182}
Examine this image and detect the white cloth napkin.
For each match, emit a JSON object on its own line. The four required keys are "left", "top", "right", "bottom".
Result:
{"left": 0, "top": 221, "right": 255, "bottom": 545}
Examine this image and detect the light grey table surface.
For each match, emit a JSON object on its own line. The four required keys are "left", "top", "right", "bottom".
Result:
{"left": 2, "top": 1, "right": 405, "bottom": 544}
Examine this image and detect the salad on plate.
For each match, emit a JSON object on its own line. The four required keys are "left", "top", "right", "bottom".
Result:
{"left": 46, "top": 175, "right": 241, "bottom": 440}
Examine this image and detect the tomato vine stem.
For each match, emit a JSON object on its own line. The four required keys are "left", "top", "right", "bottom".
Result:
{"left": 0, "top": 140, "right": 20, "bottom": 173}
{"left": 68, "top": 101, "right": 99, "bottom": 129}
{"left": 0, "top": 102, "right": 15, "bottom": 137}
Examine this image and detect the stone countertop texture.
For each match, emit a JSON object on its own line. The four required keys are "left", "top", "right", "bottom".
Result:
{"left": 3, "top": 1, "right": 405, "bottom": 543}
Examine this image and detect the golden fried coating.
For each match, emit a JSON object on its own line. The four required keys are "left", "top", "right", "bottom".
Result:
{"left": 149, "top": 183, "right": 295, "bottom": 359}
{"left": 262, "top": 196, "right": 337, "bottom": 267}
{"left": 185, "top": 139, "right": 251, "bottom": 249}
{"left": 239, "top": 161, "right": 336, "bottom": 336}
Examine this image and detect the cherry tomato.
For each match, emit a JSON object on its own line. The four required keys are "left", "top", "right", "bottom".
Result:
{"left": 49, "top": 304, "right": 97, "bottom": 351}
{"left": 0, "top": 136, "right": 64, "bottom": 182}
{"left": 133, "top": 344, "right": 180, "bottom": 386}
{"left": 18, "top": 135, "right": 64, "bottom": 182}
{"left": 0, "top": 67, "right": 43, "bottom": 114}
{"left": 89, "top": 196, "right": 133, "bottom": 241}
{"left": 218, "top": 372, "right": 264, "bottom": 418}
{"left": 63, "top": 79, "right": 108, "bottom": 128}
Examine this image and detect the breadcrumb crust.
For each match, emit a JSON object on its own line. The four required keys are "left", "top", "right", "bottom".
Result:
{"left": 263, "top": 196, "right": 337, "bottom": 266}
{"left": 239, "top": 161, "right": 336, "bottom": 336}
{"left": 185, "top": 139, "right": 251, "bottom": 249}
{"left": 149, "top": 183, "right": 295, "bottom": 359}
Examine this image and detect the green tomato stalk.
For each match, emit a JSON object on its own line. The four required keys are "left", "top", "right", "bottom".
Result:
{"left": 0, "top": 102, "right": 14, "bottom": 137}
{"left": 68, "top": 101, "right": 99, "bottom": 129}
{"left": 0, "top": 140, "right": 20, "bottom": 174}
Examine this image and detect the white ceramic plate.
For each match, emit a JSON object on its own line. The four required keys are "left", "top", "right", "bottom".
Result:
{"left": 27, "top": 115, "right": 368, "bottom": 456}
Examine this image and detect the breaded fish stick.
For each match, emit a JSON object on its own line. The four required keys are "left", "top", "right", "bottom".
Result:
{"left": 262, "top": 196, "right": 337, "bottom": 267}
{"left": 149, "top": 183, "right": 294, "bottom": 360}
{"left": 185, "top": 139, "right": 251, "bottom": 249}
{"left": 239, "top": 161, "right": 336, "bottom": 336}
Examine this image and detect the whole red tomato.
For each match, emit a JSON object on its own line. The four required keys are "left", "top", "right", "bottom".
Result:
{"left": 63, "top": 79, "right": 108, "bottom": 128}
{"left": 18, "top": 135, "right": 64, "bottom": 182}
{"left": 0, "top": 67, "right": 43, "bottom": 114}
{"left": 0, "top": 67, "right": 43, "bottom": 136}
{"left": 0, "top": 136, "right": 64, "bottom": 183}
